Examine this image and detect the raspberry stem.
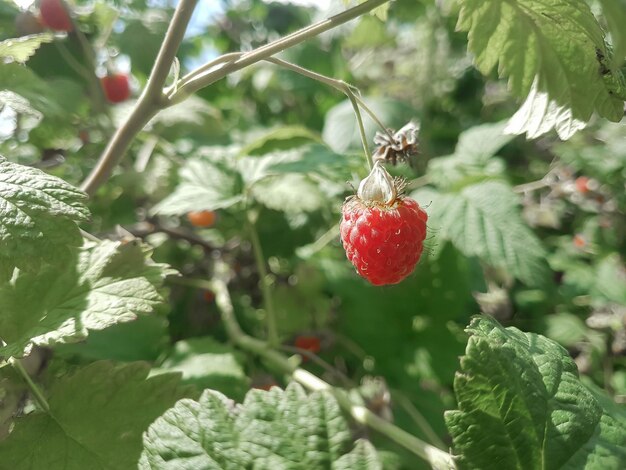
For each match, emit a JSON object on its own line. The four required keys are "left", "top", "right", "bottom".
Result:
{"left": 4, "top": 346, "right": 50, "bottom": 413}
{"left": 247, "top": 215, "right": 279, "bottom": 347}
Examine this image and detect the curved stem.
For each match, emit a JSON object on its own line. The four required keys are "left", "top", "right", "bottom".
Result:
{"left": 264, "top": 57, "right": 378, "bottom": 168}
{"left": 80, "top": 0, "right": 199, "bottom": 196}
{"left": 210, "top": 264, "right": 456, "bottom": 469}
{"left": 246, "top": 215, "right": 279, "bottom": 347}
{"left": 348, "top": 93, "right": 373, "bottom": 169}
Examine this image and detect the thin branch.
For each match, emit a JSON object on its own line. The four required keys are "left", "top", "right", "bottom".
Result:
{"left": 80, "top": 0, "right": 199, "bottom": 196}
{"left": 210, "top": 262, "right": 456, "bottom": 469}
{"left": 168, "top": 0, "right": 391, "bottom": 105}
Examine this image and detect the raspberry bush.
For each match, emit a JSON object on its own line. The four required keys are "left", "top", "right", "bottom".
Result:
{"left": 0, "top": 1, "right": 625, "bottom": 469}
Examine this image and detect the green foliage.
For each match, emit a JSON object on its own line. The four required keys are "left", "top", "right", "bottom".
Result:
{"left": 0, "top": 240, "right": 174, "bottom": 357}
{"left": 0, "top": 33, "right": 54, "bottom": 63}
{"left": 0, "top": 361, "right": 193, "bottom": 470}
{"left": 445, "top": 316, "right": 626, "bottom": 469}
{"left": 1, "top": 1, "right": 625, "bottom": 468}
{"left": 0, "top": 157, "right": 89, "bottom": 281}
{"left": 414, "top": 181, "right": 549, "bottom": 286}
{"left": 457, "top": 0, "right": 626, "bottom": 136}
{"left": 140, "top": 383, "right": 383, "bottom": 469}
{"left": 152, "top": 337, "right": 250, "bottom": 401}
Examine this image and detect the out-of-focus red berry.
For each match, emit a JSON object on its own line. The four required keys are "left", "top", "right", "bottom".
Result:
{"left": 39, "top": 0, "right": 73, "bottom": 32}
{"left": 575, "top": 176, "right": 590, "bottom": 194}
{"left": 101, "top": 74, "right": 131, "bottom": 103}
{"left": 187, "top": 210, "right": 217, "bottom": 228}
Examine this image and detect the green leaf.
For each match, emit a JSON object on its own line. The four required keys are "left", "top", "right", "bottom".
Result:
{"left": 0, "top": 240, "right": 175, "bottom": 358}
{"left": 240, "top": 126, "right": 323, "bottom": 156}
{"left": 598, "top": 0, "right": 626, "bottom": 68}
{"left": 0, "top": 156, "right": 89, "bottom": 280}
{"left": 427, "top": 121, "right": 511, "bottom": 189}
{"left": 0, "top": 361, "right": 193, "bottom": 470}
{"left": 251, "top": 173, "right": 326, "bottom": 215}
{"left": 140, "top": 383, "right": 382, "bottom": 469}
{"left": 0, "top": 33, "right": 54, "bottom": 63}
{"left": 413, "top": 181, "right": 549, "bottom": 285}
{"left": 151, "top": 151, "right": 244, "bottom": 216}
{"left": 0, "top": 90, "right": 41, "bottom": 118}
{"left": 151, "top": 337, "right": 250, "bottom": 401}
{"left": 445, "top": 315, "right": 626, "bottom": 469}
{"left": 458, "top": 0, "right": 625, "bottom": 135}
{"left": 334, "top": 439, "right": 383, "bottom": 470}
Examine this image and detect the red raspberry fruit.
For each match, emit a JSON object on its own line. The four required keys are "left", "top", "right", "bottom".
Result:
{"left": 101, "top": 74, "right": 131, "bottom": 103}
{"left": 575, "top": 176, "right": 590, "bottom": 194}
{"left": 294, "top": 335, "right": 321, "bottom": 353}
{"left": 340, "top": 162, "right": 427, "bottom": 286}
{"left": 39, "top": 0, "right": 73, "bottom": 32}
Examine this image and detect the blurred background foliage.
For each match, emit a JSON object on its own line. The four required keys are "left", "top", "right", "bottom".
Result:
{"left": 1, "top": 0, "right": 625, "bottom": 467}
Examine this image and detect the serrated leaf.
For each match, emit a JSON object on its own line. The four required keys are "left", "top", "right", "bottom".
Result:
{"left": 504, "top": 78, "right": 588, "bottom": 140}
{"left": 445, "top": 315, "right": 626, "bottom": 469}
{"left": 333, "top": 439, "right": 383, "bottom": 470}
{"left": 0, "top": 33, "right": 54, "bottom": 63}
{"left": 0, "top": 156, "right": 89, "bottom": 279}
{"left": 0, "top": 361, "right": 193, "bottom": 469}
{"left": 0, "top": 240, "right": 175, "bottom": 358}
{"left": 151, "top": 153, "right": 244, "bottom": 216}
{"left": 413, "top": 182, "right": 549, "bottom": 285}
{"left": 458, "top": 0, "right": 625, "bottom": 136}
{"left": 140, "top": 382, "right": 382, "bottom": 469}
{"left": 151, "top": 337, "right": 250, "bottom": 401}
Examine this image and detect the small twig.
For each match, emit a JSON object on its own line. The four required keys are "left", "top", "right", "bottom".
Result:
{"left": 279, "top": 345, "right": 355, "bottom": 388}
{"left": 391, "top": 389, "right": 446, "bottom": 450}
{"left": 513, "top": 178, "right": 551, "bottom": 193}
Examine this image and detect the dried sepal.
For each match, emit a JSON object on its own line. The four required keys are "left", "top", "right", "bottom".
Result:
{"left": 373, "top": 121, "right": 420, "bottom": 165}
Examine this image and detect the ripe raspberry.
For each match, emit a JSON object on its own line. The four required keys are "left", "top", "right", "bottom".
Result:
{"left": 340, "top": 162, "right": 428, "bottom": 286}
{"left": 101, "top": 74, "right": 131, "bottom": 103}
{"left": 294, "top": 335, "right": 321, "bottom": 352}
{"left": 575, "top": 176, "right": 590, "bottom": 194}
{"left": 187, "top": 210, "right": 217, "bottom": 228}
{"left": 39, "top": 0, "right": 73, "bottom": 32}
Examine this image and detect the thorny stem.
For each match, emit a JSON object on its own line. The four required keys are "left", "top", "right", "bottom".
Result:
{"left": 80, "top": 0, "right": 199, "bottom": 196}
{"left": 210, "top": 263, "right": 456, "bottom": 470}
{"left": 246, "top": 215, "right": 279, "bottom": 347}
